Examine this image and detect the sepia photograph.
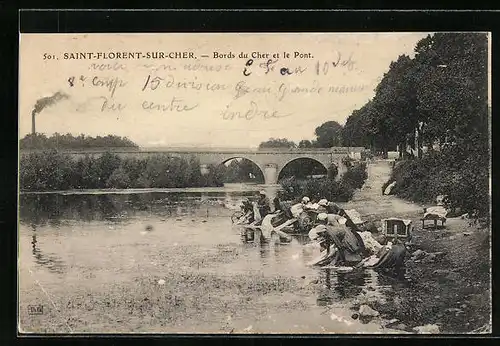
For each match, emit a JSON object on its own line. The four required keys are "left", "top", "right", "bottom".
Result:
{"left": 18, "top": 32, "right": 491, "bottom": 334}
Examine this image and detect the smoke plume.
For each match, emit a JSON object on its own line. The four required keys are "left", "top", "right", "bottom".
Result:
{"left": 31, "top": 91, "right": 70, "bottom": 135}
{"left": 32, "top": 91, "right": 70, "bottom": 117}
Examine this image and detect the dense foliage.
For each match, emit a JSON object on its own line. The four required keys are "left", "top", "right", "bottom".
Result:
{"left": 280, "top": 161, "right": 368, "bottom": 202}
{"left": 20, "top": 133, "right": 139, "bottom": 149}
{"left": 258, "top": 138, "right": 297, "bottom": 150}
{"left": 356, "top": 33, "right": 489, "bottom": 216}
{"left": 20, "top": 150, "right": 224, "bottom": 191}
{"left": 314, "top": 121, "right": 343, "bottom": 148}
{"left": 342, "top": 33, "right": 488, "bottom": 157}
{"left": 385, "top": 148, "right": 489, "bottom": 217}
{"left": 340, "top": 160, "right": 368, "bottom": 190}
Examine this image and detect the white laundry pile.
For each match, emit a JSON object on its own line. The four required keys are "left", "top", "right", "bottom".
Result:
{"left": 424, "top": 206, "right": 448, "bottom": 219}
{"left": 260, "top": 214, "right": 276, "bottom": 239}
{"left": 327, "top": 213, "right": 345, "bottom": 225}
{"left": 343, "top": 209, "right": 364, "bottom": 225}
{"left": 358, "top": 231, "right": 383, "bottom": 254}
{"left": 290, "top": 203, "right": 304, "bottom": 218}
{"left": 305, "top": 203, "right": 320, "bottom": 210}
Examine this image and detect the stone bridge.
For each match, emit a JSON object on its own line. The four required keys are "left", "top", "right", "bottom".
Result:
{"left": 21, "top": 147, "right": 366, "bottom": 185}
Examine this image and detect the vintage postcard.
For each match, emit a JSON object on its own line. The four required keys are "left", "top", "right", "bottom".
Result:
{"left": 18, "top": 32, "right": 491, "bottom": 334}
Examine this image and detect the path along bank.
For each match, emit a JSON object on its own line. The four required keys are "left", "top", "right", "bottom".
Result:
{"left": 336, "top": 160, "right": 491, "bottom": 333}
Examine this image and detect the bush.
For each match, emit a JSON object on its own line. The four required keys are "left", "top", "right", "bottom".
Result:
{"left": 19, "top": 150, "right": 223, "bottom": 191}
{"left": 279, "top": 161, "right": 367, "bottom": 202}
{"left": 199, "top": 164, "right": 225, "bottom": 187}
{"left": 386, "top": 148, "right": 489, "bottom": 217}
{"left": 20, "top": 150, "right": 75, "bottom": 191}
{"left": 342, "top": 155, "right": 355, "bottom": 168}
{"left": 341, "top": 162, "right": 367, "bottom": 189}
{"left": 106, "top": 167, "right": 132, "bottom": 188}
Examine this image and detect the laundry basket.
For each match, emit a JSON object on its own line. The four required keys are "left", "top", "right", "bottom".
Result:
{"left": 381, "top": 218, "right": 413, "bottom": 243}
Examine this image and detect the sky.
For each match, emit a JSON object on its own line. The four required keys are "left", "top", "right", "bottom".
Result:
{"left": 19, "top": 33, "right": 430, "bottom": 148}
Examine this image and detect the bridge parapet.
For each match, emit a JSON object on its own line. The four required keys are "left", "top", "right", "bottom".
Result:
{"left": 19, "top": 146, "right": 367, "bottom": 155}
{"left": 19, "top": 146, "right": 365, "bottom": 185}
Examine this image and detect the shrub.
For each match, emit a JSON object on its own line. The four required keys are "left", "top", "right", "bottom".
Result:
{"left": 106, "top": 167, "right": 132, "bottom": 189}
{"left": 342, "top": 155, "right": 354, "bottom": 168}
{"left": 385, "top": 148, "right": 489, "bottom": 217}
{"left": 199, "top": 164, "right": 225, "bottom": 187}
{"left": 20, "top": 150, "right": 75, "bottom": 191}
{"left": 19, "top": 150, "right": 223, "bottom": 191}
{"left": 279, "top": 161, "right": 367, "bottom": 202}
{"left": 341, "top": 162, "right": 367, "bottom": 190}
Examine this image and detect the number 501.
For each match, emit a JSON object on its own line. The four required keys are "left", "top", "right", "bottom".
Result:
{"left": 43, "top": 53, "right": 56, "bottom": 60}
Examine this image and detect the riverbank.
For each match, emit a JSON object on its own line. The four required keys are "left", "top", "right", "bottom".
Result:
{"left": 18, "top": 161, "right": 490, "bottom": 334}
{"left": 382, "top": 149, "right": 489, "bottom": 221}
{"left": 19, "top": 150, "right": 224, "bottom": 191}
{"left": 339, "top": 161, "right": 491, "bottom": 333}
{"left": 19, "top": 184, "right": 265, "bottom": 196}
{"left": 19, "top": 263, "right": 406, "bottom": 334}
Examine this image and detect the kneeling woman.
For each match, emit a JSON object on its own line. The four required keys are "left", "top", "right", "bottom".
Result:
{"left": 309, "top": 213, "right": 408, "bottom": 273}
{"left": 308, "top": 213, "right": 368, "bottom": 267}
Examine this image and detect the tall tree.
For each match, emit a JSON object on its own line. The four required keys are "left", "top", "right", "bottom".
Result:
{"left": 413, "top": 33, "right": 488, "bottom": 155}
{"left": 314, "top": 121, "right": 343, "bottom": 148}
{"left": 372, "top": 54, "right": 419, "bottom": 157}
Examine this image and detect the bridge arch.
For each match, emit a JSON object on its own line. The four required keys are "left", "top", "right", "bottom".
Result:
{"left": 217, "top": 156, "right": 266, "bottom": 184}
{"left": 278, "top": 157, "right": 338, "bottom": 182}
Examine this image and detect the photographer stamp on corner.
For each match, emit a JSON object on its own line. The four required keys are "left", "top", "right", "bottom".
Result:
{"left": 18, "top": 32, "right": 491, "bottom": 334}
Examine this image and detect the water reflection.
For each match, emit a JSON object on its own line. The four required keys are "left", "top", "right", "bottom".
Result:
{"left": 259, "top": 244, "right": 271, "bottom": 259}
{"left": 19, "top": 190, "right": 259, "bottom": 226}
{"left": 315, "top": 264, "right": 412, "bottom": 310}
{"left": 30, "top": 224, "right": 67, "bottom": 275}
{"left": 334, "top": 271, "right": 366, "bottom": 299}
{"left": 20, "top": 188, "right": 430, "bottom": 331}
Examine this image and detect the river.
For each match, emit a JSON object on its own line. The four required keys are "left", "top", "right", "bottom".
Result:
{"left": 19, "top": 162, "right": 485, "bottom": 334}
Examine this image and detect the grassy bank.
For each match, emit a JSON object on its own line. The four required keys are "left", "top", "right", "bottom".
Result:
{"left": 20, "top": 150, "right": 225, "bottom": 191}
{"left": 382, "top": 148, "right": 489, "bottom": 220}
{"left": 280, "top": 160, "right": 368, "bottom": 202}
{"left": 366, "top": 218, "right": 491, "bottom": 333}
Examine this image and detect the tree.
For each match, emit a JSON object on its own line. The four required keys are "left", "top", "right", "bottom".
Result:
{"left": 106, "top": 167, "right": 132, "bottom": 188}
{"left": 298, "top": 140, "right": 314, "bottom": 148}
{"left": 342, "top": 33, "right": 488, "bottom": 160}
{"left": 366, "top": 32, "right": 490, "bottom": 216}
{"left": 19, "top": 150, "right": 75, "bottom": 191}
{"left": 186, "top": 156, "right": 203, "bottom": 186}
{"left": 314, "top": 121, "right": 343, "bottom": 148}
{"left": 95, "top": 152, "right": 122, "bottom": 188}
{"left": 19, "top": 133, "right": 139, "bottom": 149}
{"left": 343, "top": 107, "right": 372, "bottom": 148}
{"left": 222, "top": 158, "right": 264, "bottom": 183}
{"left": 372, "top": 54, "right": 419, "bottom": 157}
{"left": 223, "top": 160, "right": 241, "bottom": 183}
{"left": 413, "top": 33, "right": 488, "bottom": 155}
{"left": 258, "top": 138, "right": 297, "bottom": 149}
